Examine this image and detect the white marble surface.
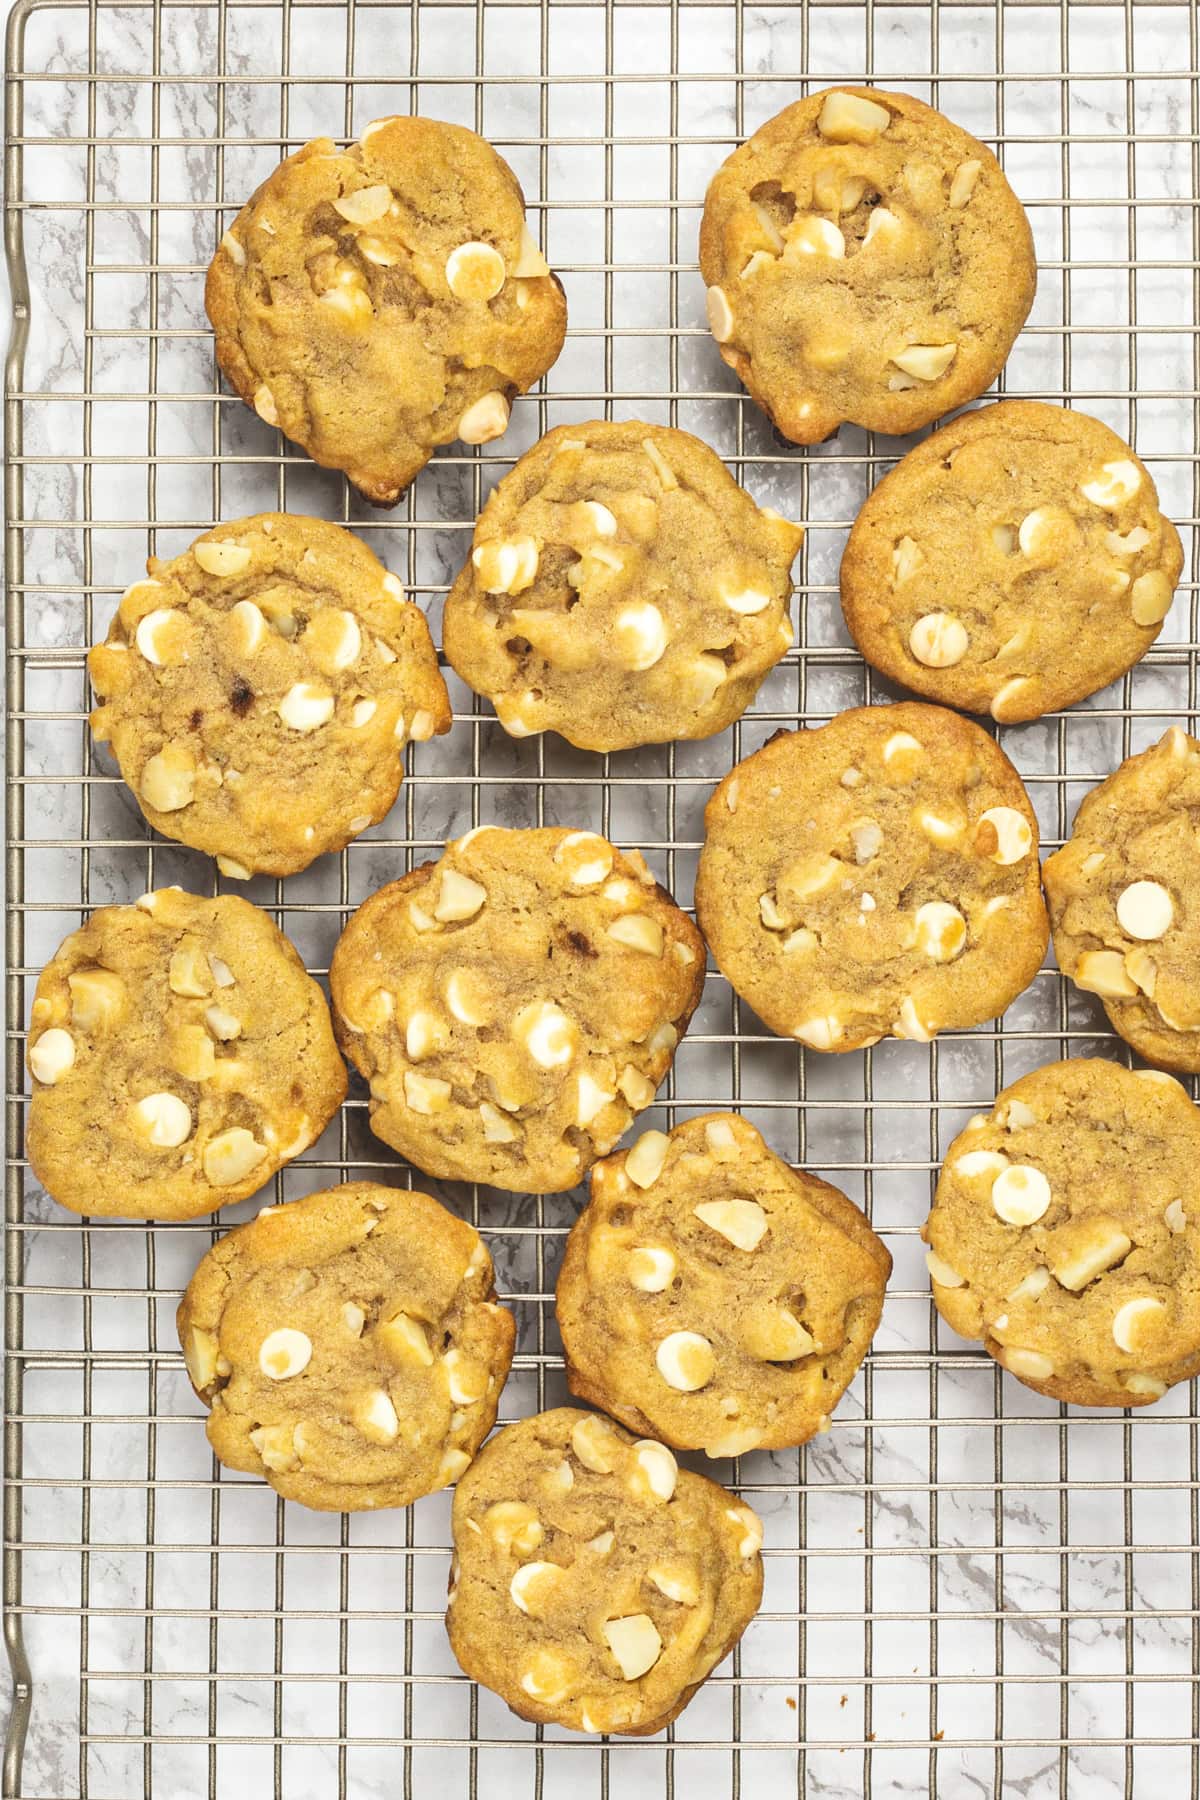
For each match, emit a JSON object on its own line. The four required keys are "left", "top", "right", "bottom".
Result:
{"left": 6, "top": 1, "right": 1200, "bottom": 1796}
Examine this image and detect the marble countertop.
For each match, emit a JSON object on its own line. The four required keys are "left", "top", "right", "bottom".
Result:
{"left": 5, "top": 1, "right": 1200, "bottom": 1795}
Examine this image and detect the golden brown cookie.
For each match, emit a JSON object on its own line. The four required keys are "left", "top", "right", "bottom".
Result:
{"left": 557, "top": 1112, "right": 891, "bottom": 1456}
{"left": 695, "top": 703, "right": 1047, "bottom": 1051}
{"left": 1044, "top": 726, "right": 1200, "bottom": 1071}
{"left": 923, "top": 1058, "right": 1200, "bottom": 1407}
{"left": 330, "top": 826, "right": 705, "bottom": 1193}
{"left": 206, "top": 116, "right": 567, "bottom": 505}
{"left": 699, "top": 87, "right": 1035, "bottom": 443}
{"left": 88, "top": 514, "right": 451, "bottom": 878}
{"left": 26, "top": 888, "right": 346, "bottom": 1221}
{"left": 446, "top": 1407, "right": 763, "bottom": 1735}
{"left": 442, "top": 421, "right": 803, "bottom": 752}
{"left": 178, "top": 1181, "right": 514, "bottom": 1511}
{"left": 840, "top": 402, "right": 1183, "bottom": 722}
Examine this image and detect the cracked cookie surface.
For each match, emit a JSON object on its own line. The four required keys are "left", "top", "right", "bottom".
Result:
{"left": 442, "top": 421, "right": 803, "bottom": 752}
{"left": 26, "top": 888, "right": 346, "bottom": 1220}
{"left": 923, "top": 1058, "right": 1200, "bottom": 1407}
{"left": 557, "top": 1112, "right": 891, "bottom": 1456}
{"left": 330, "top": 826, "right": 706, "bottom": 1193}
{"left": 206, "top": 115, "right": 567, "bottom": 505}
{"left": 446, "top": 1406, "right": 763, "bottom": 1735}
{"left": 695, "top": 702, "right": 1047, "bottom": 1051}
{"left": 89, "top": 514, "right": 451, "bottom": 878}
{"left": 178, "top": 1180, "right": 515, "bottom": 1511}
{"left": 841, "top": 401, "right": 1183, "bottom": 723}
{"left": 699, "top": 86, "right": 1035, "bottom": 443}
{"left": 1044, "top": 726, "right": 1200, "bottom": 1071}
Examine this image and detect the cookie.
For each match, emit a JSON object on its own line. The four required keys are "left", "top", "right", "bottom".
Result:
{"left": 1043, "top": 726, "right": 1200, "bottom": 1071}
{"left": 206, "top": 116, "right": 567, "bottom": 506}
{"left": 442, "top": 421, "right": 803, "bottom": 752}
{"left": 26, "top": 888, "right": 346, "bottom": 1221}
{"left": 88, "top": 514, "right": 451, "bottom": 878}
{"left": 840, "top": 402, "right": 1183, "bottom": 723}
{"left": 923, "top": 1058, "right": 1200, "bottom": 1407}
{"left": 557, "top": 1112, "right": 891, "bottom": 1457}
{"left": 446, "top": 1407, "right": 763, "bottom": 1735}
{"left": 330, "top": 826, "right": 705, "bottom": 1193}
{"left": 178, "top": 1181, "right": 515, "bottom": 1511}
{"left": 695, "top": 702, "right": 1047, "bottom": 1051}
{"left": 699, "top": 86, "right": 1035, "bottom": 444}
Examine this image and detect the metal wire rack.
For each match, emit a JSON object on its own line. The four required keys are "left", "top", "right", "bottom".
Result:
{"left": 5, "top": 0, "right": 1200, "bottom": 1794}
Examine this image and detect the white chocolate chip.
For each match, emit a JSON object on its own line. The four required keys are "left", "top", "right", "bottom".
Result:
{"left": 435, "top": 868, "right": 487, "bottom": 923}
{"left": 706, "top": 285, "right": 734, "bottom": 343}
{"left": 458, "top": 391, "right": 510, "bottom": 445}
{"left": 135, "top": 608, "right": 188, "bottom": 666}
{"left": 227, "top": 599, "right": 267, "bottom": 657}
{"left": 354, "top": 1388, "right": 400, "bottom": 1444}
{"left": 721, "top": 584, "right": 771, "bottom": 615}
{"left": 513, "top": 1000, "right": 576, "bottom": 1070}
{"left": 131, "top": 1091, "right": 191, "bottom": 1148}
{"left": 625, "top": 1130, "right": 670, "bottom": 1189}
{"left": 953, "top": 1148, "right": 1010, "bottom": 1180}
{"left": 694, "top": 1198, "right": 768, "bottom": 1251}
{"left": 473, "top": 536, "right": 539, "bottom": 595}
{"left": 948, "top": 159, "right": 982, "bottom": 207}
{"left": 553, "top": 831, "right": 614, "bottom": 888}
{"left": 334, "top": 183, "right": 392, "bottom": 225}
{"left": 202, "top": 1127, "right": 268, "bottom": 1184}
{"left": 68, "top": 968, "right": 125, "bottom": 1031}
{"left": 484, "top": 1500, "right": 543, "bottom": 1554}
{"left": 1112, "top": 1296, "right": 1167, "bottom": 1354}
{"left": 656, "top": 1330, "right": 715, "bottom": 1391}
{"left": 519, "top": 1650, "right": 573, "bottom": 1706}
{"left": 613, "top": 602, "right": 668, "bottom": 672}
{"left": 1080, "top": 460, "right": 1141, "bottom": 508}
{"left": 647, "top": 1564, "right": 700, "bottom": 1606}
{"left": 991, "top": 1164, "right": 1052, "bottom": 1226}
{"left": 193, "top": 539, "right": 251, "bottom": 577}
{"left": 301, "top": 609, "right": 361, "bottom": 673}
{"left": 403, "top": 1070, "right": 452, "bottom": 1114}
{"left": 1003, "top": 1347, "right": 1055, "bottom": 1382}
{"left": 571, "top": 1415, "right": 619, "bottom": 1473}
{"left": 894, "top": 997, "right": 934, "bottom": 1042}
{"left": 509, "top": 1561, "right": 565, "bottom": 1617}
{"left": 909, "top": 612, "right": 968, "bottom": 668}
{"left": 861, "top": 207, "right": 902, "bottom": 250}
{"left": 258, "top": 1327, "right": 311, "bottom": 1380}
{"left": 926, "top": 1250, "right": 965, "bottom": 1288}
{"left": 989, "top": 677, "right": 1033, "bottom": 721}
{"left": 629, "top": 1246, "right": 676, "bottom": 1292}
{"left": 1075, "top": 950, "right": 1138, "bottom": 999}
{"left": 976, "top": 807, "right": 1032, "bottom": 865}
{"left": 882, "top": 731, "right": 923, "bottom": 777}
{"left": 787, "top": 214, "right": 846, "bottom": 258}
{"left": 445, "top": 970, "right": 489, "bottom": 1026}
{"left": 29, "top": 1027, "right": 75, "bottom": 1085}
{"left": 727, "top": 1503, "right": 764, "bottom": 1559}
{"left": 278, "top": 682, "right": 335, "bottom": 732}
{"left": 793, "top": 1015, "right": 841, "bottom": 1050}
{"left": 140, "top": 745, "right": 196, "bottom": 813}
{"left": 378, "top": 1310, "right": 434, "bottom": 1367}
{"left": 914, "top": 901, "right": 967, "bottom": 963}
{"left": 630, "top": 1439, "right": 677, "bottom": 1502}
{"left": 1116, "top": 880, "right": 1173, "bottom": 941}
{"left": 603, "top": 1615, "right": 662, "bottom": 1682}
{"left": 817, "top": 90, "right": 891, "bottom": 143}
{"left": 446, "top": 238, "right": 506, "bottom": 300}
{"left": 1131, "top": 570, "right": 1173, "bottom": 626}
{"left": 606, "top": 913, "right": 664, "bottom": 956}
{"left": 405, "top": 1010, "right": 447, "bottom": 1062}
{"left": 575, "top": 1072, "right": 615, "bottom": 1128}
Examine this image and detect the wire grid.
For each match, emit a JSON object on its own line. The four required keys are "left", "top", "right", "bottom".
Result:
{"left": 4, "top": 0, "right": 1200, "bottom": 1794}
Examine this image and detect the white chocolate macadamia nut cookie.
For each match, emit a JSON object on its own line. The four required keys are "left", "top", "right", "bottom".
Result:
{"left": 1044, "top": 727, "right": 1200, "bottom": 1072}
{"left": 446, "top": 1407, "right": 763, "bottom": 1735}
{"left": 557, "top": 1113, "right": 891, "bottom": 1456}
{"left": 329, "top": 827, "right": 706, "bottom": 1192}
{"left": 178, "top": 1182, "right": 515, "bottom": 1510}
{"left": 442, "top": 421, "right": 803, "bottom": 752}
{"left": 206, "top": 116, "right": 566, "bottom": 505}
{"left": 26, "top": 889, "right": 346, "bottom": 1221}
{"left": 699, "top": 87, "right": 1035, "bottom": 443}
{"left": 924, "top": 1059, "right": 1200, "bottom": 1407}
{"left": 695, "top": 703, "right": 1047, "bottom": 1052}
{"left": 841, "top": 402, "right": 1183, "bottom": 722}
{"left": 89, "top": 515, "right": 451, "bottom": 877}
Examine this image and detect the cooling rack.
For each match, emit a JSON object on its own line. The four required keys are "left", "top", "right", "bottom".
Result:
{"left": 5, "top": 0, "right": 1200, "bottom": 1794}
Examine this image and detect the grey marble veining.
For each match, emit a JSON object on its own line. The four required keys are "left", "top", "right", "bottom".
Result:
{"left": 6, "top": 1, "right": 1200, "bottom": 1795}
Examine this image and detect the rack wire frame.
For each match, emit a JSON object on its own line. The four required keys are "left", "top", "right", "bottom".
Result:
{"left": 5, "top": 0, "right": 1200, "bottom": 1794}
